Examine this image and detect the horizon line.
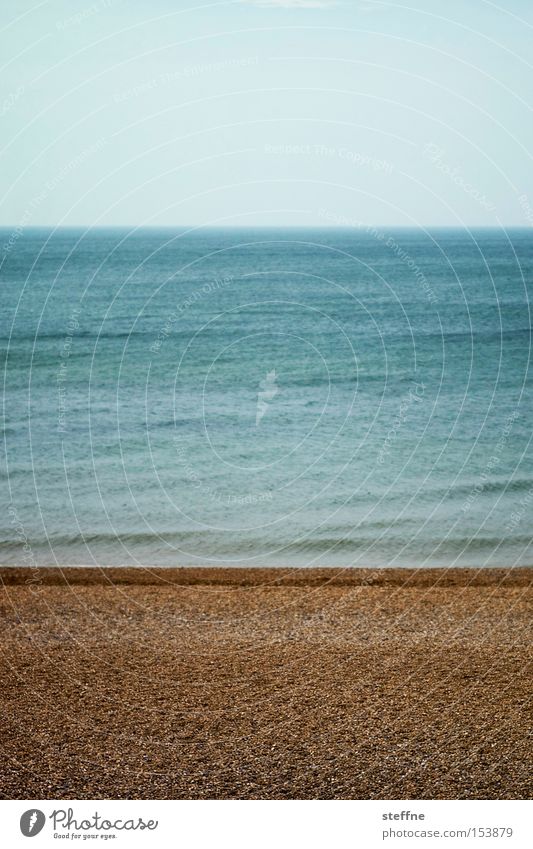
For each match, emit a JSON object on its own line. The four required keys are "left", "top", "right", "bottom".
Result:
{"left": 1, "top": 224, "right": 532, "bottom": 231}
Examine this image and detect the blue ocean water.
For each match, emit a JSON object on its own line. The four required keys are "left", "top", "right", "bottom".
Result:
{"left": 1, "top": 227, "right": 532, "bottom": 567}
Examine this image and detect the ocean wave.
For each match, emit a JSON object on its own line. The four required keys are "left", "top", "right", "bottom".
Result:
{"left": 1, "top": 530, "right": 531, "bottom": 556}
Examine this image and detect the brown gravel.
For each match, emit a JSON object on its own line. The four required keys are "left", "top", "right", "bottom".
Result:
{"left": 0, "top": 566, "right": 531, "bottom": 799}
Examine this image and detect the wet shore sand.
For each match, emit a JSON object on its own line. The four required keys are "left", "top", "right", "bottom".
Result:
{"left": 1, "top": 567, "right": 531, "bottom": 799}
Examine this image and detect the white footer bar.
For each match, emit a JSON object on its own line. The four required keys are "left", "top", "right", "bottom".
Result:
{"left": 1, "top": 799, "right": 530, "bottom": 849}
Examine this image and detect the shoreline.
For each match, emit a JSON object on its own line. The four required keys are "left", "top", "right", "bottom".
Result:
{"left": 1, "top": 565, "right": 532, "bottom": 586}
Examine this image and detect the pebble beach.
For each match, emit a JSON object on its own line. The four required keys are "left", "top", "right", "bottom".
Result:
{"left": 1, "top": 567, "right": 531, "bottom": 799}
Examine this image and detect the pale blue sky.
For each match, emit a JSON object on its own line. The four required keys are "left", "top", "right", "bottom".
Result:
{"left": 1, "top": 0, "right": 533, "bottom": 226}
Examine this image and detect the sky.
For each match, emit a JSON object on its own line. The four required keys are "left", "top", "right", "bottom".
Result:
{"left": 1, "top": 0, "right": 533, "bottom": 227}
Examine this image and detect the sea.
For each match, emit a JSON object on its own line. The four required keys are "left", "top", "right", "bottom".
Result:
{"left": 1, "top": 227, "right": 532, "bottom": 568}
